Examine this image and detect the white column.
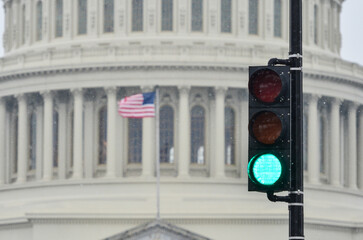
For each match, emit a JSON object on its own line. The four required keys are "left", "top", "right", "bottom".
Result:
{"left": 58, "top": 97, "right": 68, "bottom": 180}
{"left": 3, "top": 2, "right": 11, "bottom": 51}
{"left": 36, "top": 104, "right": 44, "bottom": 180}
{"left": 16, "top": 94, "right": 28, "bottom": 184}
{"left": 63, "top": 0, "right": 73, "bottom": 39}
{"left": 214, "top": 87, "right": 227, "bottom": 178}
{"left": 240, "top": 89, "right": 248, "bottom": 179}
{"left": 11, "top": 0, "right": 18, "bottom": 49}
{"left": 178, "top": 86, "right": 190, "bottom": 178}
{"left": 72, "top": 89, "right": 84, "bottom": 179}
{"left": 106, "top": 87, "right": 117, "bottom": 178}
{"left": 358, "top": 107, "right": 363, "bottom": 190}
{"left": 42, "top": 91, "right": 54, "bottom": 181}
{"left": 84, "top": 93, "right": 94, "bottom": 179}
{"left": 330, "top": 98, "right": 341, "bottom": 186}
{"left": 142, "top": 86, "right": 155, "bottom": 177}
{"left": 307, "top": 95, "right": 320, "bottom": 184}
{"left": 147, "top": 0, "right": 157, "bottom": 34}
{"left": 0, "top": 98, "right": 6, "bottom": 184}
{"left": 348, "top": 102, "right": 358, "bottom": 190}
{"left": 208, "top": 0, "right": 218, "bottom": 36}
{"left": 116, "top": 100, "right": 124, "bottom": 177}
{"left": 42, "top": 0, "right": 50, "bottom": 42}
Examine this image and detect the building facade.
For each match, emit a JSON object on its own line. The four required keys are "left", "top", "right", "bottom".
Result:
{"left": 0, "top": 0, "right": 363, "bottom": 239}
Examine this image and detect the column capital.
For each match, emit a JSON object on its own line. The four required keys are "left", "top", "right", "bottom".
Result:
{"left": 40, "top": 90, "right": 54, "bottom": 99}
{"left": 70, "top": 88, "right": 83, "bottom": 96}
{"left": 105, "top": 86, "right": 117, "bottom": 95}
{"left": 178, "top": 85, "right": 191, "bottom": 95}
{"left": 214, "top": 86, "right": 228, "bottom": 96}
{"left": 348, "top": 101, "right": 359, "bottom": 111}
{"left": 331, "top": 97, "right": 343, "bottom": 106}
{"left": 15, "top": 93, "right": 28, "bottom": 102}
{"left": 141, "top": 85, "right": 155, "bottom": 93}
{"left": 305, "top": 94, "right": 321, "bottom": 103}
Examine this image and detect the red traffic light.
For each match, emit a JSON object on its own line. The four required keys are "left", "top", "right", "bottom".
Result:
{"left": 249, "top": 69, "right": 282, "bottom": 103}
{"left": 250, "top": 111, "right": 282, "bottom": 145}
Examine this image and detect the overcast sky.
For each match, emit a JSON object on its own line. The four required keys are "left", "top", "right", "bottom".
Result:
{"left": 0, "top": 0, "right": 361, "bottom": 66}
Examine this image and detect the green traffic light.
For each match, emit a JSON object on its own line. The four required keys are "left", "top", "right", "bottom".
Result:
{"left": 248, "top": 154, "right": 282, "bottom": 186}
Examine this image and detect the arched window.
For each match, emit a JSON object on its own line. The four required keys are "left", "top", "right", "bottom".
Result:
{"left": 78, "top": 0, "right": 87, "bottom": 35}
{"left": 36, "top": 1, "right": 42, "bottom": 41}
{"left": 161, "top": 0, "right": 173, "bottom": 31}
{"left": 132, "top": 0, "right": 143, "bottom": 32}
{"left": 128, "top": 119, "right": 142, "bottom": 163}
{"left": 160, "top": 105, "right": 174, "bottom": 163}
{"left": 274, "top": 0, "right": 282, "bottom": 37}
{"left": 314, "top": 4, "right": 318, "bottom": 44}
{"left": 225, "top": 107, "right": 235, "bottom": 165}
{"left": 53, "top": 111, "right": 59, "bottom": 167}
{"left": 55, "top": 0, "right": 63, "bottom": 37}
{"left": 98, "top": 106, "right": 107, "bottom": 165}
{"left": 191, "top": 105, "right": 205, "bottom": 164}
{"left": 191, "top": 0, "right": 203, "bottom": 32}
{"left": 248, "top": 0, "right": 258, "bottom": 35}
{"left": 104, "top": 0, "right": 114, "bottom": 33}
{"left": 28, "top": 112, "right": 36, "bottom": 170}
{"left": 22, "top": 5, "right": 26, "bottom": 44}
{"left": 221, "top": 0, "right": 232, "bottom": 33}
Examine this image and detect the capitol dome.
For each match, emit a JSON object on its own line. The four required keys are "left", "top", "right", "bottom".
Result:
{"left": 0, "top": 0, "right": 362, "bottom": 239}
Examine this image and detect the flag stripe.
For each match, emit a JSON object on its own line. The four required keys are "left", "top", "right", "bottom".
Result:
{"left": 118, "top": 92, "right": 155, "bottom": 118}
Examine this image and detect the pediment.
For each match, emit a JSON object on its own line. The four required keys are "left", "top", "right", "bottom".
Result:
{"left": 104, "top": 220, "right": 211, "bottom": 240}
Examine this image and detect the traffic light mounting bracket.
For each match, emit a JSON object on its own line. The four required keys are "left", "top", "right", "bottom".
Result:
{"left": 267, "top": 191, "right": 291, "bottom": 203}
{"left": 268, "top": 58, "right": 292, "bottom": 67}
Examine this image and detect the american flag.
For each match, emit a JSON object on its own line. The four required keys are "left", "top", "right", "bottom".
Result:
{"left": 118, "top": 92, "right": 156, "bottom": 118}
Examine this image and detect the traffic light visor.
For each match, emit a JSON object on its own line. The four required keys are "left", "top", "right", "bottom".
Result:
{"left": 250, "top": 111, "right": 282, "bottom": 145}
{"left": 248, "top": 153, "right": 282, "bottom": 186}
{"left": 249, "top": 69, "right": 282, "bottom": 103}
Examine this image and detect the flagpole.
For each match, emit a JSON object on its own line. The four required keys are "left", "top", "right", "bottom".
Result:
{"left": 155, "top": 86, "right": 160, "bottom": 220}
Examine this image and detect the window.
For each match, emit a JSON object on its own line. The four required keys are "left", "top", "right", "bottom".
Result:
{"left": 191, "top": 0, "right": 203, "bottom": 32}
{"left": 28, "top": 112, "right": 36, "bottom": 170}
{"left": 128, "top": 119, "right": 142, "bottom": 163}
{"left": 132, "top": 0, "right": 143, "bottom": 32}
{"left": 191, "top": 105, "right": 205, "bottom": 164}
{"left": 22, "top": 5, "right": 26, "bottom": 44}
{"left": 36, "top": 1, "right": 42, "bottom": 41}
{"left": 53, "top": 111, "right": 59, "bottom": 167}
{"left": 161, "top": 0, "right": 173, "bottom": 31}
{"left": 249, "top": 0, "right": 258, "bottom": 35}
{"left": 55, "top": 0, "right": 63, "bottom": 37}
{"left": 274, "top": 0, "right": 282, "bottom": 37}
{"left": 160, "top": 105, "right": 174, "bottom": 163}
{"left": 104, "top": 0, "right": 114, "bottom": 33}
{"left": 78, "top": 0, "right": 87, "bottom": 35}
{"left": 225, "top": 107, "right": 235, "bottom": 165}
{"left": 98, "top": 106, "right": 107, "bottom": 165}
{"left": 314, "top": 4, "right": 318, "bottom": 44}
{"left": 221, "top": 0, "right": 232, "bottom": 33}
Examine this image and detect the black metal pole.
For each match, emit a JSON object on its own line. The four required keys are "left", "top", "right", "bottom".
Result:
{"left": 289, "top": 0, "right": 304, "bottom": 239}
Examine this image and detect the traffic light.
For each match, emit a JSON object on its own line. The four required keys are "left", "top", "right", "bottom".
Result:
{"left": 248, "top": 66, "right": 291, "bottom": 193}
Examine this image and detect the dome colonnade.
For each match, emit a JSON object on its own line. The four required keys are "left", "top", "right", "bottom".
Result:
{"left": 1, "top": 0, "right": 363, "bottom": 239}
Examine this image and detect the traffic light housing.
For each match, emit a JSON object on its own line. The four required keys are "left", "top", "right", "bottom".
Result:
{"left": 248, "top": 66, "right": 291, "bottom": 193}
